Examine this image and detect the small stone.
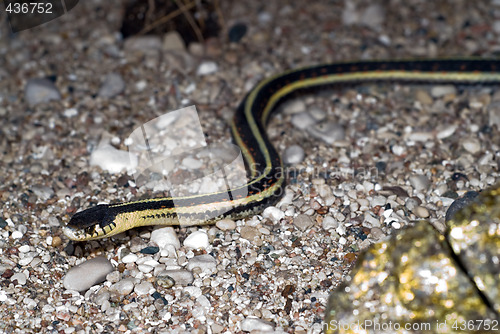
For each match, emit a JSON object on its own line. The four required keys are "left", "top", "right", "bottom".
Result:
{"left": 186, "top": 254, "right": 217, "bottom": 274}
{"left": 293, "top": 214, "right": 314, "bottom": 231}
{"left": 121, "top": 253, "right": 138, "bottom": 264}
{"left": 11, "top": 272, "right": 27, "bottom": 285}
{"left": 159, "top": 269, "right": 194, "bottom": 286}
{"left": 31, "top": 185, "right": 54, "bottom": 201}
{"left": 431, "top": 85, "right": 457, "bottom": 98}
{"left": 196, "top": 61, "right": 218, "bottom": 76}
{"left": 415, "top": 90, "right": 433, "bottom": 105}
{"left": 63, "top": 257, "right": 114, "bottom": 292}
{"left": 124, "top": 36, "right": 162, "bottom": 52}
{"left": 163, "top": 31, "right": 185, "bottom": 51}
{"left": 262, "top": 206, "right": 285, "bottom": 221}
{"left": 462, "top": 137, "right": 481, "bottom": 154}
{"left": 24, "top": 78, "right": 61, "bottom": 107}
{"left": 182, "top": 157, "right": 203, "bottom": 169}
{"left": 140, "top": 246, "right": 159, "bottom": 254}
{"left": 90, "top": 145, "right": 138, "bottom": 174}
{"left": 409, "top": 175, "right": 430, "bottom": 192}
{"left": 285, "top": 99, "right": 306, "bottom": 114}
{"left": 134, "top": 281, "right": 154, "bottom": 296}
{"left": 240, "top": 226, "right": 260, "bottom": 241}
{"left": 322, "top": 216, "right": 338, "bottom": 230}
{"left": 307, "top": 122, "right": 345, "bottom": 144}
{"left": 151, "top": 227, "right": 180, "bottom": 250}
{"left": 283, "top": 145, "right": 305, "bottom": 164}
{"left": 241, "top": 317, "right": 275, "bottom": 332}
{"left": 445, "top": 191, "right": 479, "bottom": 222}
{"left": 51, "top": 236, "right": 62, "bottom": 247}
{"left": 291, "top": 112, "right": 316, "bottom": 130}
{"left": 216, "top": 219, "right": 236, "bottom": 231}
{"left": 183, "top": 230, "right": 209, "bottom": 249}
{"left": 98, "top": 73, "right": 125, "bottom": 98}
{"left": 436, "top": 124, "right": 457, "bottom": 139}
{"left": 63, "top": 108, "right": 78, "bottom": 118}
{"left": 414, "top": 206, "right": 430, "bottom": 218}
{"left": 309, "top": 106, "right": 327, "bottom": 121}
{"left": 109, "top": 278, "right": 135, "bottom": 296}
{"left": 228, "top": 23, "right": 248, "bottom": 43}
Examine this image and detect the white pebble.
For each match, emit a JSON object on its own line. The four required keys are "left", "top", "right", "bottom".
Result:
{"left": 109, "top": 278, "right": 135, "bottom": 296}
{"left": 18, "top": 245, "right": 30, "bottom": 253}
{"left": 150, "top": 227, "right": 180, "bottom": 250}
{"left": 436, "top": 124, "right": 457, "bottom": 139}
{"left": 322, "top": 216, "right": 338, "bottom": 230}
{"left": 90, "top": 145, "right": 138, "bottom": 174}
{"left": 241, "top": 317, "right": 275, "bottom": 332}
{"left": 134, "top": 281, "right": 154, "bottom": 296}
{"left": 283, "top": 145, "right": 305, "bottom": 164}
{"left": 183, "top": 230, "right": 209, "bottom": 249}
{"left": 391, "top": 145, "right": 405, "bottom": 156}
{"left": 197, "top": 61, "right": 218, "bottom": 76}
{"left": 262, "top": 206, "right": 285, "bottom": 221}
{"left": 462, "top": 138, "right": 481, "bottom": 154}
{"left": 121, "top": 253, "right": 138, "bottom": 264}
{"left": 11, "top": 273, "right": 27, "bottom": 285}
{"left": 216, "top": 219, "right": 236, "bottom": 231}
{"left": 63, "top": 108, "right": 78, "bottom": 118}
{"left": 11, "top": 230, "right": 23, "bottom": 239}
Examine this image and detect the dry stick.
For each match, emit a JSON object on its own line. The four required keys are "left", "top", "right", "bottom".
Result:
{"left": 173, "top": 0, "right": 205, "bottom": 43}
{"left": 137, "top": 0, "right": 197, "bottom": 36}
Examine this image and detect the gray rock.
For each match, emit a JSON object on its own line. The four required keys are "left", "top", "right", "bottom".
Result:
{"left": 293, "top": 214, "right": 314, "bottom": 231}
{"left": 63, "top": 257, "right": 113, "bottom": 292}
{"left": 25, "top": 78, "right": 61, "bottom": 106}
{"left": 98, "top": 73, "right": 125, "bottom": 98}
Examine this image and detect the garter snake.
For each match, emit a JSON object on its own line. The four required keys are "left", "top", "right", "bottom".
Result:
{"left": 63, "top": 59, "right": 500, "bottom": 241}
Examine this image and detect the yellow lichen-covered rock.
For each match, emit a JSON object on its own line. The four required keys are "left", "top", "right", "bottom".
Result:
{"left": 324, "top": 201, "right": 499, "bottom": 334}
{"left": 446, "top": 186, "right": 500, "bottom": 314}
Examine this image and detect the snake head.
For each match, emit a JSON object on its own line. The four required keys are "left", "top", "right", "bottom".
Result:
{"left": 63, "top": 204, "right": 117, "bottom": 241}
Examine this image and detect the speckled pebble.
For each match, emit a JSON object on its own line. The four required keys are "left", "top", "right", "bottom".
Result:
{"left": 240, "top": 317, "right": 275, "bottom": 332}
{"left": 63, "top": 257, "right": 113, "bottom": 292}
{"left": 240, "top": 226, "right": 260, "bottom": 241}
{"left": 24, "top": 78, "right": 61, "bottom": 107}
{"left": 150, "top": 227, "right": 180, "bottom": 250}
{"left": 293, "top": 214, "right": 314, "bottom": 231}
{"left": 183, "top": 230, "right": 209, "bottom": 249}
{"left": 216, "top": 219, "right": 236, "bottom": 231}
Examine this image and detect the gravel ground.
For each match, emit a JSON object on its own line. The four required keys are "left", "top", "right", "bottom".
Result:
{"left": 1, "top": 0, "right": 500, "bottom": 333}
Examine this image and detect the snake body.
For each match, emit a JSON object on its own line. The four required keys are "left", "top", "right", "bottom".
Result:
{"left": 64, "top": 59, "right": 500, "bottom": 241}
